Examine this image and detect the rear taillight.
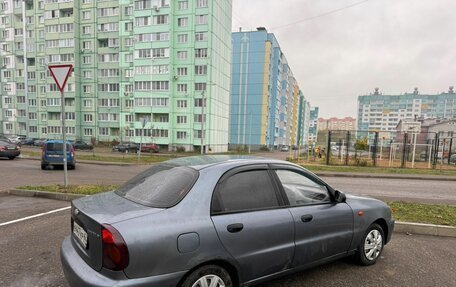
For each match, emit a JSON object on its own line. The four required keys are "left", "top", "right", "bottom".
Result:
{"left": 42, "top": 145, "right": 45, "bottom": 158}
{"left": 101, "top": 224, "right": 129, "bottom": 271}
{"left": 0, "top": 146, "right": 5, "bottom": 151}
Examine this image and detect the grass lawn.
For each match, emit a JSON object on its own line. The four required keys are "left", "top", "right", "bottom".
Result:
{"left": 302, "top": 164, "right": 456, "bottom": 176}
{"left": 16, "top": 184, "right": 118, "bottom": 195}
{"left": 389, "top": 201, "right": 455, "bottom": 226}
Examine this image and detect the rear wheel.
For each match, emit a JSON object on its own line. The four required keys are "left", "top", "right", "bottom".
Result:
{"left": 355, "top": 223, "right": 384, "bottom": 266}
{"left": 8, "top": 156, "right": 16, "bottom": 160}
{"left": 41, "top": 164, "right": 47, "bottom": 170}
{"left": 181, "top": 265, "right": 233, "bottom": 287}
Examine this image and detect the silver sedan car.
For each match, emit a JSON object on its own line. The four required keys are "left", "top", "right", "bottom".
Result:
{"left": 61, "top": 156, "right": 394, "bottom": 287}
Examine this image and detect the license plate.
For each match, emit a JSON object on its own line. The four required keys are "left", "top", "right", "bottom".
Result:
{"left": 48, "top": 155, "right": 60, "bottom": 158}
{"left": 7, "top": 147, "right": 15, "bottom": 150}
{"left": 73, "top": 222, "right": 88, "bottom": 248}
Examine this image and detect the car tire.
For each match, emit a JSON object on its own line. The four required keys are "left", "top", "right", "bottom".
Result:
{"left": 180, "top": 265, "right": 233, "bottom": 287}
{"left": 355, "top": 223, "right": 385, "bottom": 266}
{"left": 8, "top": 156, "right": 16, "bottom": 160}
{"left": 41, "top": 164, "right": 47, "bottom": 170}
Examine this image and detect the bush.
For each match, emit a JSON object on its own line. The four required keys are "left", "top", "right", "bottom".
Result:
{"left": 259, "top": 145, "right": 269, "bottom": 152}
{"left": 176, "top": 146, "right": 186, "bottom": 153}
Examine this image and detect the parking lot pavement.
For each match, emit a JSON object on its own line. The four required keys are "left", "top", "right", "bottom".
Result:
{"left": 0, "top": 158, "right": 149, "bottom": 192}
{"left": 1, "top": 195, "right": 455, "bottom": 287}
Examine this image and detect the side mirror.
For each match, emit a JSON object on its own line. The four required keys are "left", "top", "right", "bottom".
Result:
{"left": 334, "top": 190, "right": 346, "bottom": 203}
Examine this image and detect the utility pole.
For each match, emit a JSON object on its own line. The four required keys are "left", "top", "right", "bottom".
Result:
{"left": 248, "top": 112, "right": 252, "bottom": 153}
{"left": 201, "top": 91, "right": 205, "bottom": 155}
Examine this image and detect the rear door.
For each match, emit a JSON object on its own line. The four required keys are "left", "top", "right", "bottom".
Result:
{"left": 271, "top": 165, "right": 354, "bottom": 267}
{"left": 211, "top": 165, "right": 295, "bottom": 282}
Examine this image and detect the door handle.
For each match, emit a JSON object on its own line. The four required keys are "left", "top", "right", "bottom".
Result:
{"left": 227, "top": 223, "right": 244, "bottom": 233}
{"left": 301, "top": 215, "right": 313, "bottom": 222}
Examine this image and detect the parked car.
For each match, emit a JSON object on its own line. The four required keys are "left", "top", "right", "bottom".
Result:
{"left": 34, "top": 138, "right": 47, "bottom": 147}
{"left": 112, "top": 142, "right": 139, "bottom": 153}
{"left": 20, "top": 137, "right": 36, "bottom": 145}
{"left": 61, "top": 156, "right": 394, "bottom": 287}
{"left": 281, "top": 145, "right": 289, "bottom": 152}
{"left": 7, "top": 136, "right": 21, "bottom": 144}
{"left": 450, "top": 154, "right": 456, "bottom": 164}
{"left": 0, "top": 140, "right": 20, "bottom": 160}
{"left": 41, "top": 140, "right": 76, "bottom": 170}
{"left": 73, "top": 140, "right": 94, "bottom": 151}
{"left": 140, "top": 143, "right": 159, "bottom": 153}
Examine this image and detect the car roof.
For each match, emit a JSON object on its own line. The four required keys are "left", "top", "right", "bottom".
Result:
{"left": 164, "top": 155, "right": 292, "bottom": 170}
{"left": 45, "top": 140, "right": 71, "bottom": 143}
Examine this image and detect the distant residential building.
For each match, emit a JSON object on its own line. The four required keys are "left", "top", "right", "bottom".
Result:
{"left": 230, "top": 28, "right": 311, "bottom": 149}
{"left": 308, "top": 107, "right": 319, "bottom": 143}
{"left": 317, "top": 117, "right": 356, "bottom": 131}
{"left": 0, "top": 0, "right": 233, "bottom": 152}
{"left": 395, "top": 118, "right": 456, "bottom": 144}
{"left": 357, "top": 87, "right": 456, "bottom": 132}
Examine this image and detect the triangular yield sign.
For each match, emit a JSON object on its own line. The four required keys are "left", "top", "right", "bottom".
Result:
{"left": 49, "top": 64, "right": 73, "bottom": 93}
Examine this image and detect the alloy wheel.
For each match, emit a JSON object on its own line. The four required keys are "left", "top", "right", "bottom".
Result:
{"left": 192, "top": 274, "right": 226, "bottom": 287}
{"left": 364, "top": 229, "right": 383, "bottom": 261}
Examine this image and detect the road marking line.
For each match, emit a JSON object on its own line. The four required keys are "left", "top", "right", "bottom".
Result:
{"left": 0, "top": 206, "right": 71, "bottom": 227}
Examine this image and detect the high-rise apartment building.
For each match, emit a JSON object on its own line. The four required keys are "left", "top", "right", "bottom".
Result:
{"left": 230, "top": 28, "right": 311, "bottom": 149}
{"left": 0, "top": 0, "right": 232, "bottom": 152}
{"left": 358, "top": 87, "right": 456, "bottom": 132}
{"left": 308, "top": 106, "right": 318, "bottom": 143}
{"left": 317, "top": 117, "right": 356, "bottom": 131}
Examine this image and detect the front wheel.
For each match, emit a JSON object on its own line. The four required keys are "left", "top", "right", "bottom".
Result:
{"left": 8, "top": 156, "right": 16, "bottom": 160}
{"left": 355, "top": 223, "right": 384, "bottom": 266}
{"left": 181, "top": 265, "right": 233, "bottom": 287}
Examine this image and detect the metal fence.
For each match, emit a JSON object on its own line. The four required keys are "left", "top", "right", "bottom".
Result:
{"left": 306, "top": 130, "right": 456, "bottom": 169}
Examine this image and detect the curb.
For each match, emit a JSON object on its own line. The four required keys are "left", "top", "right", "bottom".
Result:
{"left": 3, "top": 189, "right": 455, "bottom": 238}
{"left": 394, "top": 221, "right": 456, "bottom": 238}
{"left": 4, "top": 189, "right": 87, "bottom": 201}
{"left": 314, "top": 172, "right": 456, "bottom": 181}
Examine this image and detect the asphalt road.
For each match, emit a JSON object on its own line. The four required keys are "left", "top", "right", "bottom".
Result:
{"left": 322, "top": 177, "right": 456, "bottom": 205}
{"left": 1, "top": 158, "right": 455, "bottom": 204}
{"left": 0, "top": 195, "right": 455, "bottom": 287}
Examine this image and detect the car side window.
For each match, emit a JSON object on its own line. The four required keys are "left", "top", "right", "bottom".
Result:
{"left": 275, "top": 169, "right": 331, "bottom": 206}
{"left": 212, "top": 170, "right": 279, "bottom": 214}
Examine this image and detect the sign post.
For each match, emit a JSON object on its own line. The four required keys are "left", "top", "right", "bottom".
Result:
{"left": 49, "top": 64, "right": 73, "bottom": 187}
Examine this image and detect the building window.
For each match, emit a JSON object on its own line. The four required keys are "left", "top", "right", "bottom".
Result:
{"left": 178, "top": 17, "right": 188, "bottom": 27}
{"left": 195, "top": 32, "right": 208, "bottom": 42}
{"left": 195, "top": 48, "right": 208, "bottom": 58}
{"left": 178, "top": 1, "right": 188, "bottom": 10}
{"left": 153, "top": 15, "right": 169, "bottom": 25}
{"left": 177, "top": 84, "right": 187, "bottom": 93}
{"left": 196, "top": 15, "right": 208, "bottom": 25}
{"left": 83, "top": 11, "right": 91, "bottom": 20}
{"left": 84, "top": 128, "right": 93, "bottom": 136}
{"left": 195, "top": 65, "right": 207, "bottom": 75}
{"left": 84, "top": 114, "right": 93, "bottom": 122}
{"left": 177, "top": 100, "right": 187, "bottom": 108}
{"left": 177, "top": 131, "right": 187, "bottom": 139}
{"left": 197, "top": 0, "right": 208, "bottom": 8}
{"left": 177, "top": 116, "right": 187, "bottom": 124}
{"left": 195, "top": 83, "right": 207, "bottom": 91}
{"left": 177, "top": 34, "right": 188, "bottom": 43}
{"left": 177, "top": 67, "right": 187, "bottom": 76}
{"left": 177, "top": 51, "right": 188, "bottom": 60}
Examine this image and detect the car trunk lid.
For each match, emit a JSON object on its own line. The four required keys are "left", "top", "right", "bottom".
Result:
{"left": 70, "top": 191, "right": 164, "bottom": 271}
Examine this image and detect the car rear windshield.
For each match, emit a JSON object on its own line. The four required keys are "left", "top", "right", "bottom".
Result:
{"left": 46, "top": 143, "right": 70, "bottom": 151}
{"left": 115, "top": 164, "right": 199, "bottom": 208}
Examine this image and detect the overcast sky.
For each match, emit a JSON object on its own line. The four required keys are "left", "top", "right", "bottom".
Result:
{"left": 232, "top": 0, "right": 456, "bottom": 118}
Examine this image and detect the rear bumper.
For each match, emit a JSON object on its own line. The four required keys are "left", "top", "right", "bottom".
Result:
{"left": 61, "top": 237, "right": 186, "bottom": 287}
{"left": 0, "top": 150, "right": 20, "bottom": 157}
